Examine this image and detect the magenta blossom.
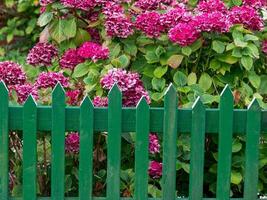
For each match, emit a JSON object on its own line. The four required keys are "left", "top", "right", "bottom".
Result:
{"left": 87, "top": 28, "right": 101, "bottom": 43}
{"left": 65, "top": 132, "right": 80, "bottom": 154}
{"left": 100, "top": 69, "right": 150, "bottom": 106}
{"left": 35, "top": 72, "right": 69, "bottom": 89}
{"left": 77, "top": 42, "right": 109, "bottom": 61}
{"left": 196, "top": 0, "right": 227, "bottom": 13}
{"left": 66, "top": 90, "right": 81, "bottom": 105}
{"left": 27, "top": 42, "right": 58, "bottom": 67}
{"left": 229, "top": 6, "right": 263, "bottom": 31}
{"left": 168, "top": 22, "right": 200, "bottom": 46}
{"left": 135, "top": 12, "right": 165, "bottom": 38}
{"left": 149, "top": 161, "right": 162, "bottom": 179}
{"left": 149, "top": 133, "right": 160, "bottom": 154}
{"left": 60, "top": 0, "right": 96, "bottom": 10}
{"left": 60, "top": 49, "right": 85, "bottom": 70}
{"left": 0, "top": 61, "right": 26, "bottom": 86}
{"left": 262, "top": 41, "right": 267, "bottom": 55}
{"left": 93, "top": 96, "right": 109, "bottom": 107}
{"left": 243, "top": 0, "right": 266, "bottom": 9}
{"left": 12, "top": 84, "right": 38, "bottom": 104}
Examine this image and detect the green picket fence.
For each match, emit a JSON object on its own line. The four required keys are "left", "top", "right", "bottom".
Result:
{"left": 0, "top": 81, "right": 264, "bottom": 200}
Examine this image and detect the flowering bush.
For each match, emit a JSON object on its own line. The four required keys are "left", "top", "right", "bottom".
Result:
{"left": 1, "top": 0, "right": 267, "bottom": 198}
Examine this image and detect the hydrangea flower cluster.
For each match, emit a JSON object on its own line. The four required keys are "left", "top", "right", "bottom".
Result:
{"left": 60, "top": 48, "right": 85, "bottom": 70}
{"left": 135, "top": 12, "right": 164, "bottom": 38}
{"left": 149, "top": 133, "right": 160, "bottom": 154}
{"left": 262, "top": 41, "right": 267, "bottom": 55}
{"left": 149, "top": 161, "right": 162, "bottom": 179}
{"left": 160, "top": 6, "right": 187, "bottom": 30}
{"left": 65, "top": 132, "right": 80, "bottom": 154}
{"left": 168, "top": 22, "right": 200, "bottom": 46}
{"left": 0, "top": 61, "right": 26, "bottom": 86}
{"left": 100, "top": 69, "right": 150, "bottom": 106}
{"left": 27, "top": 42, "right": 58, "bottom": 67}
{"left": 66, "top": 90, "right": 81, "bottom": 105}
{"left": 60, "top": 0, "right": 96, "bottom": 10}
{"left": 195, "top": 0, "right": 227, "bottom": 13}
{"left": 35, "top": 72, "right": 69, "bottom": 89}
{"left": 243, "top": 0, "right": 266, "bottom": 9}
{"left": 13, "top": 84, "right": 38, "bottom": 104}
{"left": 77, "top": 42, "right": 109, "bottom": 61}
{"left": 229, "top": 6, "right": 263, "bottom": 31}
{"left": 93, "top": 96, "right": 109, "bottom": 107}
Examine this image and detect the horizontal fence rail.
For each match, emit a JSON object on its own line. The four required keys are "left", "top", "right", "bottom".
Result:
{"left": 0, "top": 81, "right": 264, "bottom": 200}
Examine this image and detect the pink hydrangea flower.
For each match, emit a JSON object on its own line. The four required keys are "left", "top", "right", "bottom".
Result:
{"left": 60, "top": 49, "right": 85, "bottom": 70}
{"left": 196, "top": 0, "right": 227, "bottom": 13}
{"left": 262, "top": 40, "right": 267, "bottom": 55}
{"left": 39, "top": 0, "right": 54, "bottom": 6}
{"left": 60, "top": 0, "right": 96, "bottom": 10}
{"left": 66, "top": 90, "right": 81, "bottom": 105}
{"left": 195, "top": 11, "right": 230, "bottom": 33}
{"left": 135, "top": 12, "right": 164, "bottom": 38}
{"left": 65, "top": 132, "right": 80, "bottom": 154}
{"left": 149, "top": 161, "right": 162, "bottom": 179}
{"left": 102, "top": 2, "right": 124, "bottom": 17}
{"left": 87, "top": 28, "right": 101, "bottom": 43}
{"left": 149, "top": 133, "right": 160, "bottom": 154}
{"left": 105, "top": 15, "right": 134, "bottom": 38}
{"left": 243, "top": 0, "right": 266, "bottom": 9}
{"left": 27, "top": 42, "right": 58, "bottom": 67}
{"left": 160, "top": 6, "right": 187, "bottom": 30}
{"left": 0, "top": 61, "right": 26, "bottom": 86}
{"left": 77, "top": 42, "right": 109, "bottom": 61}
{"left": 134, "top": 0, "right": 161, "bottom": 10}
{"left": 35, "top": 72, "right": 69, "bottom": 89}
{"left": 168, "top": 22, "right": 200, "bottom": 46}
{"left": 100, "top": 69, "right": 150, "bottom": 106}
{"left": 229, "top": 6, "right": 263, "bottom": 31}
{"left": 93, "top": 96, "right": 109, "bottom": 107}
{"left": 12, "top": 84, "right": 38, "bottom": 104}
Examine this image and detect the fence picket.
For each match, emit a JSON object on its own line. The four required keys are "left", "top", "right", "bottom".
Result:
{"left": 107, "top": 84, "right": 122, "bottom": 200}
{"left": 79, "top": 97, "right": 94, "bottom": 200}
{"left": 189, "top": 97, "right": 205, "bottom": 200}
{"left": 134, "top": 97, "right": 150, "bottom": 200}
{"left": 51, "top": 83, "right": 66, "bottom": 200}
{"left": 0, "top": 81, "right": 9, "bottom": 200}
{"left": 244, "top": 99, "right": 261, "bottom": 200}
{"left": 162, "top": 84, "right": 178, "bottom": 200}
{"left": 216, "top": 86, "right": 233, "bottom": 200}
{"left": 23, "top": 96, "right": 37, "bottom": 200}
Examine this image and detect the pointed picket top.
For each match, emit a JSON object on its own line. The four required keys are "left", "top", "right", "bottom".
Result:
{"left": 248, "top": 98, "right": 261, "bottom": 111}
{"left": 81, "top": 96, "right": 94, "bottom": 109}
{"left": 220, "top": 85, "right": 233, "bottom": 99}
{"left": 137, "top": 96, "right": 149, "bottom": 110}
{"left": 108, "top": 83, "right": 122, "bottom": 100}
{"left": 0, "top": 81, "right": 8, "bottom": 96}
{"left": 52, "top": 82, "right": 65, "bottom": 101}
{"left": 24, "top": 95, "right": 37, "bottom": 108}
{"left": 164, "top": 83, "right": 177, "bottom": 98}
{"left": 192, "top": 96, "right": 205, "bottom": 111}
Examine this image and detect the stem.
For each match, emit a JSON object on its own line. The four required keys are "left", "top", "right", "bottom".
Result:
{"left": 10, "top": 132, "right": 22, "bottom": 161}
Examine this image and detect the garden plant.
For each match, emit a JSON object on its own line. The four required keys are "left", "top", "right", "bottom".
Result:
{"left": 0, "top": 0, "right": 267, "bottom": 198}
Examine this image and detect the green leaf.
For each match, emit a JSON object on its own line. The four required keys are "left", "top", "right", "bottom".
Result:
{"left": 38, "top": 12, "right": 53, "bottom": 27}
{"left": 145, "top": 51, "right": 159, "bottom": 63}
{"left": 173, "top": 71, "right": 187, "bottom": 87}
{"left": 218, "top": 54, "right": 239, "bottom": 64}
{"left": 231, "top": 171, "right": 242, "bottom": 185}
{"left": 167, "top": 55, "right": 184, "bottom": 69}
{"left": 152, "top": 78, "right": 166, "bottom": 91}
{"left": 199, "top": 73, "right": 212, "bottom": 91}
{"left": 182, "top": 46, "right": 192, "bottom": 56}
{"left": 154, "top": 66, "right": 168, "bottom": 78}
{"left": 232, "top": 139, "right": 242, "bottom": 153}
{"left": 248, "top": 73, "right": 261, "bottom": 89}
{"left": 241, "top": 56, "right": 253, "bottom": 70}
{"left": 259, "top": 75, "right": 267, "bottom": 94}
{"left": 209, "top": 59, "right": 221, "bottom": 71}
{"left": 246, "top": 43, "right": 259, "bottom": 59}
{"left": 63, "top": 18, "right": 77, "bottom": 39}
{"left": 109, "top": 43, "right": 121, "bottom": 58}
{"left": 124, "top": 42, "right": 137, "bottom": 57}
{"left": 111, "top": 54, "right": 130, "bottom": 68}
{"left": 155, "top": 46, "right": 166, "bottom": 57}
{"left": 232, "top": 48, "right": 242, "bottom": 58}
{"left": 232, "top": 30, "right": 247, "bottom": 48}
{"left": 187, "top": 72, "right": 197, "bottom": 85}
{"left": 212, "top": 40, "right": 225, "bottom": 54}
{"left": 244, "top": 34, "right": 259, "bottom": 41}
{"left": 74, "top": 28, "right": 90, "bottom": 46}
{"left": 73, "top": 62, "right": 90, "bottom": 78}
{"left": 232, "top": 0, "right": 242, "bottom": 6}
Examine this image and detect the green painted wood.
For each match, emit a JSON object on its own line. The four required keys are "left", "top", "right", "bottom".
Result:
{"left": 189, "top": 97, "right": 205, "bottom": 200}
{"left": 8, "top": 107, "right": 267, "bottom": 134}
{"left": 134, "top": 97, "right": 150, "bottom": 200}
{"left": 107, "top": 84, "right": 122, "bottom": 200}
{"left": 216, "top": 86, "right": 233, "bottom": 200}
{"left": 23, "top": 96, "right": 37, "bottom": 200}
{"left": 0, "top": 81, "right": 9, "bottom": 200}
{"left": 79, "top": 97, "right": 94, "bottom": 200}
{"left": 244, "top": 99, "right": 261, "bottom": 200}
{"left": 162, "top": 84, "right": 178, "bottom": 200}
{"left": 51, "top": 84, "right": 66, "bottom": 200}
